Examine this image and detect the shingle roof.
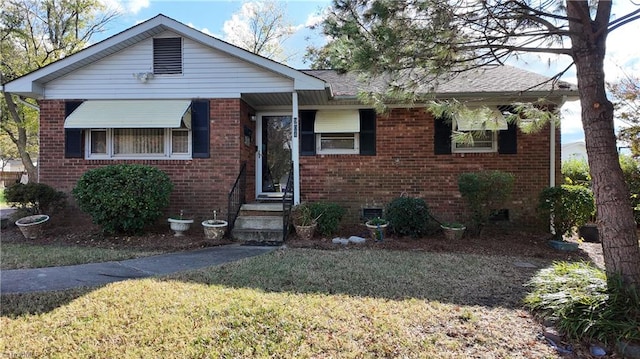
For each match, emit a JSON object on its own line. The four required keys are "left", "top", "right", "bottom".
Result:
{"left": 303, "top": 65, "right": 577, "bottom": 99}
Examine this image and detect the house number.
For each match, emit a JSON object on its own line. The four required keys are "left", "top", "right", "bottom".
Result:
{"left": 293, "top": 117, "right": 298, "bottom": 138}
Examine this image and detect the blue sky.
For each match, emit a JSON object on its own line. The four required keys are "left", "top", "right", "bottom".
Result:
{"left": 100, "top": 0, "right": 640, "bottom": 146}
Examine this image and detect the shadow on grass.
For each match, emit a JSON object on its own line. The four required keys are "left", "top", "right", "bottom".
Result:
{"left": 0, "top": 245, "right": 593, "bottom": 317}
{"left": 168, "top": 247, "right": 593, "bottom": 309}
{"left": 1, "top": 287, "right": 95, "bottom": 317}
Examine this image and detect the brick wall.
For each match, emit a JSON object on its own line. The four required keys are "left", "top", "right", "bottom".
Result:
{"left": 299, "top": 107, "right": 562, "bottom": 228}
{"left": 38, "top": 99, "right": 255, "bottom": 222}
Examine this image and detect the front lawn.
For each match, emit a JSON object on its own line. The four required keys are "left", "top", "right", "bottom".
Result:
{"left": 1, "top": 249, "right": 562, "bottom": 358}
{"left": 1, "top": 243, "right": 163, "bottom": 269}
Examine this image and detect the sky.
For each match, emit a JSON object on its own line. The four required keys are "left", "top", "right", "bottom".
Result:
{"left": 98, "top": 0, "right": 640, "bottom": 146}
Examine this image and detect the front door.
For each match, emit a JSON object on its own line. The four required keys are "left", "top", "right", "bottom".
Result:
{"left": 257, "top": 115, "right": 292, "bottom": 197}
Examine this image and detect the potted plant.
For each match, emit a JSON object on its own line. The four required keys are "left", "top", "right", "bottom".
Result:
{"left": 365, "top": 217, "right": 389, "bottom": 241}
{"left": 15, "top": 214, "right": 50, "bottom": 239}
{"left": 440, "top": 222, "right": 466, "bottom": 240}
{"left": 291, "top": 204, "right": 320, "bottom": 240}
{"left": 202, "top": 210, "right": 228, "bottom": 241}
{"left": 168, "top": 210, "right": 194, "bottom": 237}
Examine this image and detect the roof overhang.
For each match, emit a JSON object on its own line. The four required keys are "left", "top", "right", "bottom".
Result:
{"left": 64, "top": 100, "right": 191, "bottom": 128}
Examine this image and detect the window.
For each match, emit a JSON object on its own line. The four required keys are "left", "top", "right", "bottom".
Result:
{"left": 451, "top": 128, "right": 497, "bottom": 153}
{"left": 316, "top": 133, "right": 359, "bottom": 154}
{"left": 153, "top": 37, "right": 182, "bottom": 75}
{"left": 300, "top": 109, "right": 376, "bottom": 156}
{"left": 85, "top": 128, "right": 192, "bottom": 159}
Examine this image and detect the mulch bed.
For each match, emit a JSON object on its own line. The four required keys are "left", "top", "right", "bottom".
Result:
{"left": 2, "top": 214, "right": 597, "bottom": 264}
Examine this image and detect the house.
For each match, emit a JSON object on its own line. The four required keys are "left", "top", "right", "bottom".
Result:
{"left": 562, "top": 141, "right": 588, "bottom": 162}
{"left": 2, "top": 14, "right": 577, "bottom": 238}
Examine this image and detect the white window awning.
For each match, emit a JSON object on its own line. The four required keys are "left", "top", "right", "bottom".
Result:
{"left": 64, "top": 100, "right": 192, "bottom": 129}
{"left": 455, "top": 108, "right": 508, "bottom": 131}
{"left": 314, "top": 110, "right": 360, "bottom": 133}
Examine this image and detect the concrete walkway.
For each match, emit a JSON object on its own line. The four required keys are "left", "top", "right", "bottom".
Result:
{"left": 1, "top": 244, "right": 278, "bottom": 294}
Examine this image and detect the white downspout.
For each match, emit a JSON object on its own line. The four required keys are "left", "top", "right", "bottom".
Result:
{"left": 550, "top": 117, "right": 556, "bottom": 188}
{"left": 291, "top": 92, "right": 300, "bottom": 205}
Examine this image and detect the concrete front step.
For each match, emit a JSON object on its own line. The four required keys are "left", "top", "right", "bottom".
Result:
{"left": 234, "top": 215, "right": 283, "bottom": 230}
{"left": 232, "top": 228, "right": 283, "bottom": 243}
{"left": 241, "top": 203, "right": 283, "bottom": 212}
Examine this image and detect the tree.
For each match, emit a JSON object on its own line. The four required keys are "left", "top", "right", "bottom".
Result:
{"left": 312, "top": 0, "right": 640, "bottom": 287}
{"left": 608, "top": 74, "right": 640, "bottom": 158}
{"left": 222, "top": 0, "right": 295, "bottom": 63}
{"left": 0, "top": 0, "right": 118, "bottom": 182}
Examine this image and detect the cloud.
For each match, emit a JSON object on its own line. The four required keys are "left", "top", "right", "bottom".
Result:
{"left": 101, "top": 0, "right": 150, "bottom": 15}
{"left": 186, "top": 22, "right": 215, "bottom": 37}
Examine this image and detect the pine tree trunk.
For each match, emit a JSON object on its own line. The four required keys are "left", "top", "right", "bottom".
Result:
{"left": 2, "top": 92, "right": 38, "bottom": 182}
{"left": 568, "top": 1, "right": 640, "bottom": 288}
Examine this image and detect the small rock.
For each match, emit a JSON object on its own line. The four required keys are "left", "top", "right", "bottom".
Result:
{"left": 348, "top": 236, "right": 366, "bottom": 244}
{"left": 542, "top": 328, "right": 563, "bottom": 344}
{"left": 332, "top": 237, "right": 349, "bottom": 245}
{"left": 590, "top": 345, "right": 606, "bottom": 357}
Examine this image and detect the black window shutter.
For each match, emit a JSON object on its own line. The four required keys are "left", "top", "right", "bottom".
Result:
{"left": 64, "top": 101, "right": 84, "bottom": 158}
{"left": 191, "top": 100, "right": 210, "bottom": 158}
{"left": 498, "top": 122, "right": 518, "bottom": 154}
{"left": 434, "top": 116, "right": 452, "bottom": 155}
{"left": 359, "top": 109, "right": 376, "bottom": 155}
{"left": 300, "top": 110, "right": 316, "bottom": 156}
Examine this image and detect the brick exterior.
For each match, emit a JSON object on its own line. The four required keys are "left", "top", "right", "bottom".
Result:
{"left": 39, "top": 102, "right": 559, "bottom": 229}
{"left": 38, "top": 99, "right": 256, "bottom": 222}
{"left": 299, "top": 107, "right": 562, "bottom": 228}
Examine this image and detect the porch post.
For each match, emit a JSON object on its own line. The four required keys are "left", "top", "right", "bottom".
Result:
{"left": 291, "top": 92, "right": 301, "bottom": 204}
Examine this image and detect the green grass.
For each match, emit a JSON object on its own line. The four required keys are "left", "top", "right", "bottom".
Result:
{"left": 1, "top": 243, "right": 162, "bottom": 269}
{"left": 0, "top": 190, "right": 6, "bottom": 206}
{"left": 0, "top": 249, "right": 562, "bottom": 358}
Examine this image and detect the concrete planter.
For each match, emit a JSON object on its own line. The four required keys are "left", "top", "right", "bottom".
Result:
{"left": 15, "top": 215, "right": 50, "bottom": 239}
{"left": 168, "top": 218, "right": 194, "bottom": 237}
{"left": 365, "top": 221, "right": 388, "bottom": 241}
{"left": 202, "top": 220, "right": 228, "bottom": 241}
{"left": 441, "top": 224, "right": 466, "bottom": 240}
{"left": 294, "top": 222, "right": 316, "bottom": 240}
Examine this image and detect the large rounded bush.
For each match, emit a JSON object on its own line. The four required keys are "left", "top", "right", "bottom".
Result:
{"left": 72, "top": 164, "right": 173, "bottom": 234}
{"left": 386, "top": 196, "right": 430, "bottom": 238}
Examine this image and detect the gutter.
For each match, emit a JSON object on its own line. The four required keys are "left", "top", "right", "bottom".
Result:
{"left": 16, "top": 96, "right": 40, "bottom": 111}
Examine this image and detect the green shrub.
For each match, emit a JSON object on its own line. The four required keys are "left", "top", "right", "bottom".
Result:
{"left": 537, "top": 185, "right": 595, "bottom": 240}
{"left": 3, "top": 182, "right": 67, "bottom": 217}
{"left": 562, "top": 158, "right": 591, "bottom": 186}
{"left": 525, "top": 261, "right": 640, "bottom": 345}
{"left": 72, "top": 164, "right": 173, "bottom": 234}
{"left": 386, "top": 196, "right": 430, "bottom": 238}
{"left": 458, "top": 170, "right": 515, "bottom": 234}
{"left": 620, "top": 155, "right": 640, "bottom": 223}
{"left": 308, "top": 202, "right": 346, "bottom": 236}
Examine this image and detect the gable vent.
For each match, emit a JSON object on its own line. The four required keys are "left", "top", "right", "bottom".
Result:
{"left": 153, "top": 37, "right": 182, "bottom": 75}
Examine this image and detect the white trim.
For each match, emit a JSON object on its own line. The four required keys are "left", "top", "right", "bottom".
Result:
{"left": 550, "top": 121, "right": 555, "bottom": 187}
{"left": 292, "top": 92, "right": 300, "bottom": 205}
